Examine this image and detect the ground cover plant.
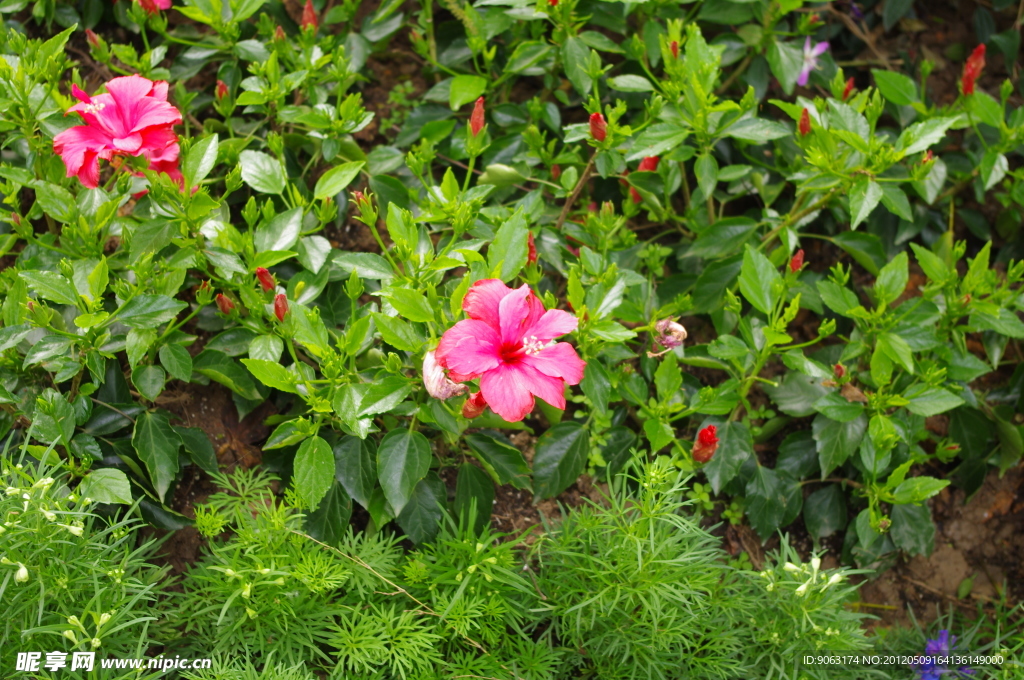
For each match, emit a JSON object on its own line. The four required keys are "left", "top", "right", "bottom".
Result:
{"left": 0, "top": 0, "right": 1023, "bottom": 675}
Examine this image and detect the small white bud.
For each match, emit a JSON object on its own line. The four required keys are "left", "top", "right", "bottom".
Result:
{"left": 14, "top": 563, "right": 28, "bottom": 583}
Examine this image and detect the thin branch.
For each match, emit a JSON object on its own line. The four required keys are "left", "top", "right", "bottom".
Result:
{"left": 554, "top": 154, "right": 595, "bottom": 231}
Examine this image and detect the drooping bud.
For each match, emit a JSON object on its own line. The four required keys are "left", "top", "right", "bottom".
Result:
{"left": 842, "top": 77, "right": 855, "bottom": 101}
{"left": 470, "top": 97, "right": 485, "bottom": 137}
{"left": 462, "top": 391, "right": 488, "bottom": 419}
{"left": 301, "top": 0, "right": 318, "bottom": 32}
{"left": 654, "top": 317, "right": 688, "bottom": 349}
{"left": 527, "top": 231, "right": 537, "bottom": 264}
{"left": 216, "top": 294, "right": 235, "bottom": 315}
{"left": 692, "top": 425, "right": 719, "bottom": 463}
{"left": 670, "top": 40, "right": 679, "bottom": 59}
{"left": 789, "top": 249, "right": 804, "bottom": 273}
{"left": 255, "top": 267, "right": 275, "bottom": 292}
{"left": 274, "top": 294, "right": 288, "bottom": 322}
{"left": 589, "top": 112, "right": 607, "bottom": 142}
{"left": 961, "top": 44, "right": 985, "bottom": 96}
{"left": 215, "top": 80, "right": 229, "bottom": 100}
{"left": 423, "top": 351, "right": 468, "bottom": 400}
{"left": 798, "top": 108, "right": 812, "bottom": 136}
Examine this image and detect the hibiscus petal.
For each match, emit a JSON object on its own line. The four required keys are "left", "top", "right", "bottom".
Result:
{"left": 461, "top": 278, "right": 511, "bottom": 330}
{"left": 435, "top": 318, "right": 501, "bottom": 377}
{"left": 479, "top": 363, "right": 536, "bottom": 422}
{"left": 497, "top": 284, "right": 536, "bottom": 346}
{"left": 130, "top": 97, "right": 183, "bottom": 132}
{"left": 519, "top": 362, "right": 567, "bottom": 410}
{"left": 77, "top": 151, "right": 101, "bottom": 189}
{"left": 521, "top": 342, "right": 586, "bottom": 385}
{"left": 796, "top": 69, "right": 810, "bottom": 86}
{"left": 71, "top": 84, "right": 91, "bottom": 103}
{"left": 112, "top": 134, "right": 144, "bottom": 153}
{"left": 811, "top": 41, "right": 829, "bottom": 57}
{"left": 149, "top": 81, "right": 169, "bottom": 101}
{"left": 523, "top": 309, "right": 578, "bottom": 343}
{"left": 53, "top": 125, "right": 112, "bottom": 176}
{"left": 105, "top": 75, "right": 158, "bottom": 115}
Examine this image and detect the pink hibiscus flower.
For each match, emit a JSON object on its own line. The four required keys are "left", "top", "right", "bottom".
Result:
{"left": 136, "top": 0, "right": 172, "bottom": 15}
{"left": 435, "top": 279, "right": 586, "bottom": 422}
{"left": 53, "top": 75, "right": 182, "bottom": 189}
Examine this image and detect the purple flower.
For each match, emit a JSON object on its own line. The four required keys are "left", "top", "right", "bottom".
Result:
{"left": 797, "top": 37, "right": 829, "bottom": 87}
{"left": 850, "top": 2, "right": 864, "bottom": 21}
{"left": 913, "top": 631, "right": 975, "bottom": 680}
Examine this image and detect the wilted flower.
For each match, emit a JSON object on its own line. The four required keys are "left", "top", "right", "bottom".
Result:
{"left": 789, "top": 249, "right": 804, "bottom": 273}
{"left": 435, "top": 279, "right": 585, "bottom": 422}
{"left": 423, "top": 350, "right": 468, "bottom": 400}
{"left": 274, "top": 294, "right": 288, "bottom": 322}
{"left": 797, "top": 37, "right": 829, "bottom": 87}
{"left": 255, "top": 267, "right": 275, "bottom": 292}
{"left": 961, "top": 44, "right": 985, "bottom": 95}
{"left": 462, "top": 391, "right": 488, "bottom": 419}
{"left": 216, "top": 294, "right": 235, "bottom": 315}
{"left": 798, "top": 108, "right": 812, "bottom": 136}
{"left": 589, "top": 112, "right": 607, "bottom": 142}
{"left": 470, "top": 96, "right": 485, "bottom": 137}
{"left": 692, "top": 425, "right": 719, "bottom": 463}
{"left": 301, "top": 0, "right": 318, "bottom": 32}
{"left": 654, "top": 317, "right": 687, "bottom": 349}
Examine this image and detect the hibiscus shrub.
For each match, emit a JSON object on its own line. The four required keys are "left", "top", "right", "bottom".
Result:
{"left": 0, "top": 0, "right": 1023, "bottom": 576}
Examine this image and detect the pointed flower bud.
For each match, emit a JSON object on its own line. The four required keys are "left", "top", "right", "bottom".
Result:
{"left": 527, "top": 231, "right": 537, "bottom": 264}
{"left": 692, "top": 425, "right": 719, "bottom": 463}
{"left": 255, "top": 267, "right": 275, "bottom": 292}
{"left": 798, "top": 108, "right": 812, "bottom": 136}
{"left": 274, "top": 294, "right": 288, "bottom": 322}
{"left": 85, "top": 29, "right": 101, "bottom": 48}
{"left": 423, "top": 351, "right": 468, "bottom": 400}
{"left": 637, "top": 156, "right": 660, "bottom": 173}
{"left": 670, "top": 40, "right": 679, "bottom": 59}
{"left": 216, "top": 80, "right": 229, "bottom": 100}
{"left": 842, "top": 77, "right": 855, "bottom": 101}
{"left": 789, "top": 249, "right": 804, "bottom": 273}
{"left": 961, "top": 44, "right": 985, "bottom": 95}
{"left": 551, "top": 164, "right": 561, "bottom": 181}
{"left": 470, "top": 96, "right": 485, "bottom": 137}
{"left": 548, "top": 0, "right": 557, "bottom": 6}
{"left": 216, "top": 294, "right": 235, "bottom": 315}
{"left": 654, "top": 317, "right": 688, "bottom": 349}
{"left": 922, "top": 150, "right": 934, "bottom": 164}
{"left": 274, "top": 25, "right": 286, "bottom": 41}
{"left": 462, "top": 391, "right": 488, "bottom": 419}
{"left": 301, "top": 0, "right": 318, "bottom": 32}
{"left": 833, "top": 363, "right": 846, "bottom": 379}
{"left": 589, "top": 112, "right": 607, "bottom": 142}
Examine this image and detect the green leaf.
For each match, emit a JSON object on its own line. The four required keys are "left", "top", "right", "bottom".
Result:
{"left": 132, "top": 365, "right": 166, "bottom": 402}
{"left": 890, "top": 502, "right": 934, "bottom": 556}
{"left": 562, "top": 37, "right": 592, "bottom": 96}
{"left": 849, "top": 178, "right": 882, "bottom": 229}
{"left": 895, "top": 117, "right": 957, "bottom": 156}
{"left": 117, "top": 295, "right": 188, "bottom": 329}
{"left": 294, "top": 436, "right": 334, "bottom": 510}
{"left": 879, "top": 184, "right": 913, "bottom": 221}
{"left": 371, "top": 313, "right": 425, "bottom": 351}
{"left": 910, "top": 242, "right": 951, "bottom": 283}
{"left": 726, "top": 117, "right": 790, "bottom": 143}
{"left": 377, "top": 429, "right": 431, "bottom": 514}
{"left": 739, "top": 244, "right": 780, "bottom": 315}
{"left": 192, "top": 350, "right": 263, "bottom": 400}
{"left": 265, "top": 419, "right": 309, "bottom": 450}
{"left": 183, "top": 134, "right": 219, "bottom": 188}
{"left": 449, "top": 74, "right": 487, "bottom": 110}
{"left": 813, "top": 413, "right": 867, "bottom": 477}
{"left": 488, "top": 210, "right": 530, "bottom": 282}
{"left": 239, "top": 150, "right": 286, "bottom": 194}
{"left": 32, "top": 181, "right": 76, "bottom": 222}
{"left": 78, "top": 468, "right": 133, "bottom": 505}
{"left": 832, "top": 232, "right": 886, "bottom": 276}
{"left": 644, "top": 419, "right": 675, "bottom": 453}
{"left": 383, "top": 288, "right": 434, "bottom": 323}
{"left": 334, "top": 435, "right": 376, "bottom": 508}
{"left": 173, "top": 425, "right": 219, "bottom": 475}
{"left": 803, "top": 484, "right": 847, "bottom": 539}
{"left": 686, "top": 217, "right": 757, "bottom": 259}
{"left": 33, "top": 389, "right": 76, "bottom": 447}
{"left": 241, "top": 358, "right": 300, "bottom": 394}
{"left": 874, "top": 251, "right": 909, "bottom": 306}
{"left": 746, "top": 467, "right": 801, "bottom": 540}
{"left": 20, "top": 271, "right": 79, "bottom": 306}
{"left": 454, "top": 463, "right": 494, "bottom": 533}
{"left": 764, "top": 371, "right": 830, "bottom": 418}
{"left": 625, "top": 124, "right": 689, "bottom": 161}
{"left": 334, "top": 251, "right": 395, "bottom": 279}
{"left": 465, "top": 431, "right": 531, "bottom": 489}
{"left": 608, "top": 74, "right": 654, "bottom": 92}
{"left": 892, "top": 476, "right": 949, "bottom": 504}
{"left": 601, "top": 426, "right": 639, "bottom": 477}
{"left": 703, "top": 420, "right": 753, "bottom": 493}
{"left": 812, "top": 391, "right": 865, "bottom": 422}
{"left": 871, "top": 69, "right": 918, "bottom": 105}
{"left": 358, "top": 376, "right": 412, "bottom": 416}
{"left": 878, "top": 332, "right": 914, "bottom": 374}
{"left": 314, "top": 161, "right": 365, "bottom": 200}
{"left": 766, "top": 39, "right": 803, "bottom": 94}
{"left": 249, "top": 334, "right": 284, "bottom": 362}
{"left": 159, "top": 344, "right": 193, "bottom": 382}
{"left": 254, "top": 206, "right": 302, "bottom": 253}
{"left": 532, "top": 422, "right": 588, "bottom": 499}
{"left": 777, "top": 430, "right": 820, "bottom": 479}
{"left": 305, "top": 482, "right": 352, "bottom": 546}
{"left": 654, "top": 352, "right": 682, "bottom": 402}
{"left": 132, "top": 411, "right": 181, "bottom": 503}
{"left": 396, "top": 473, "right": 446, "bottom": 544}
{"left": 904, "top": 387, "right": 964, "bottom": 417}
{"left": 694, "top": 153, "right": 718, "bottom": 200}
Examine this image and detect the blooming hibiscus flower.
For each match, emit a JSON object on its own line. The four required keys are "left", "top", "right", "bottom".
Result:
{"left": 797, "top": 37, "right": 829, "bottom": 87}
{"left": 435, "top": 279, "right": 586, "bottom": 422}
{"left": 136, "top": 0, "right": 171, "bottom": 13}
{"left": 53, "top": 75, "right": 182, "bottom": 189}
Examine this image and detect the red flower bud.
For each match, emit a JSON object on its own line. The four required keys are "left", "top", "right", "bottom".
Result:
{"left": 216, "top": 294, "right": 235, "bottom": 315}
{"left": 922, "top": 150, "right": 934, "bottom": 164}
{"left": 548, "top": 0, "right": 557, "bottom": 6}
{"left": 789, "top": 249, "right": 804, "bottom": 273}
{"left": 215, "top": 80, "right": 229, "bottom": 100}
{"left": 692, "top": 425, "right": 719, "bottom": 463}
{"left": 255, "top": 267, "right": 275, "bottom": 292}
{"left": 301, "top": 0, "right": 318, "bottom": 32}
{"left": 527, "top": 231, "right": 537, "bottom": 265}
{"left": 274, "top": 294, "right": 288, "bottom": 322}
{"left": 462, "top": 391, "right": 488, "bottom": 419}
{"left": 85, "top": 29, "right": 101, "bottom": 48}
{"left": 842, "top": 77, "right": 855, "bottom": 101}
{"left": 834, "top": 363, "right": 846, "bottom": 379}
{"left": 470, "top": 96, "right": 485, "bottom": 137}
{"left": 274, "top": 26, "right": 286, "bottom": 41}
{"left": 798, "top": 108, "right": 812, "bottom": 136}
{"left": 630, "top": 187, "right": 642, "bottom": 204}
{"left": 589, "top": 112, "right": 607, "bottom": 142}
{"left": 551, "top": 164, "right": 561, "bottom": 181}
{"left": 961, "top": 44, "right": 985, "bottom": 96}
{"left": 670, "top": 40, "right": 679, "bottom": 59}
{"left": 637, "top": 156, "right": 660, "bottom": 173}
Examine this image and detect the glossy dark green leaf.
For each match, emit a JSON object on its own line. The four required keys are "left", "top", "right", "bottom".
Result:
{"left": 396, "top": 473, "right": 446, "bottom": 544}
{"left": 377, "top": 429, "right": 432, "bottom": 514}
{"left": 601, "top": 426, "right": 639, "bottom": 478}
{"left": 239, "top": 149, "right": 286, "bottom": 194}
{"left": 812, "top": 413, "right": 867, "bottom": 477}
{"left": 746, "top": 466, "right": 801, "bottom": 540}
{"left": 334, "top": 435, "right": 377, "bottom": 508}
{"left": 173, "top": 426, "right": 218, "bottom": 475}
{"left": 890, "top": 502, "right": 934, "bottom": 556}
{"left": 159, "top": 343, "right": 193, "bottom": 382}
{"left": 803, "top": 484, "right": 847, "bottom": 540}
{"left": 832, "top": 231, "right": 886, "bottom": 276}
{"left": 765, "top": 371, "right": 830, "bottom": 418}
{"left": 703, "top": 420, "right": 753, "bottom": 494}
{"left": 305, "top": 481, "right": 352, "bottom": 546}
{"left": 117, "top": 295, "right": 188, "bottom": 329}
{"left": 294, "top": 435, "right": 334, "bottom": 510}
{"left": 77, "top": 468, "right": 133, "bottom": 505}
{"left": 192, "top": 350, "right": 262, "bottom": 400}
{"left": 739, "top": 244, "right": 780, "bottom": 315}
{"left": 465, "top": 431, "right": 531, "bottom": 490}
{"left": 812, "top": 391, "right": 865, "bottom": 422}
{"left": 132, "top": 411, "right": 182, "bottom": 503}
{"left": 776, "top": 430, "right": 819, "bottom": 479}
{"left": 132, "top": 365, "right": 166, "bottom": 402}
{"left": 241, "top": 358, "right": 300, "bottom": 394}
{"left": 532, "top": 422, "right": 589, "bottom": 500}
